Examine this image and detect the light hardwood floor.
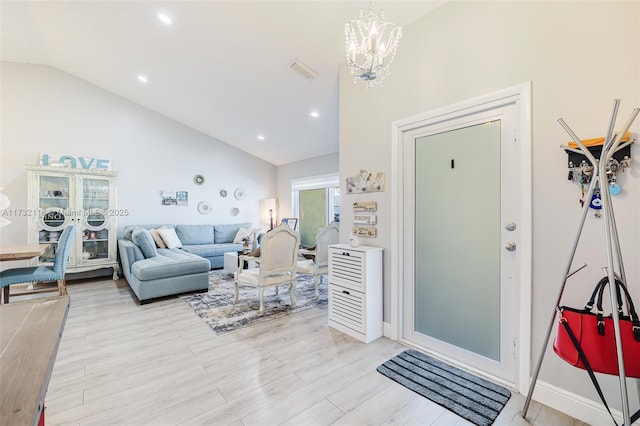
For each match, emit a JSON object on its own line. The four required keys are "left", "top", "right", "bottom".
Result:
{"left": 17, "top": 278, "right": 589, "bottom": 425}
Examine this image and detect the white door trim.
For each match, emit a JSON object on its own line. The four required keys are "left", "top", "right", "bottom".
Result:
{"left": 389, "top": 82, "right": 532, "bottom": 394}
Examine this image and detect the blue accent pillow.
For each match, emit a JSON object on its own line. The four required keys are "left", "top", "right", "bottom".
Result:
{"left": 131, "top": 227, "right": 158, "bottom": 258}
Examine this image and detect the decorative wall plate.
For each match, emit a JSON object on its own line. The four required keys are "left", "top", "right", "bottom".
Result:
{"left": 234, "top": 188, "right": 246, "bottom": 200}
{"left": 219, "top": 189, "right": 227, "bottom": 198}
{"left": 197, "top": 201, "right": 212, "bottom": 215}
{"left": 230, "top": 207, "right": 239, "bottom": 216}
{"left": 194, "top": 174, "right": 205, "bottom": 185}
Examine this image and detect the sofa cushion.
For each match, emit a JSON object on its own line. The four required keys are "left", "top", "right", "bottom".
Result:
{"left": 175, "top": 225, "right": 214, "bottom": 245}
{"left": 233, "top": 226, "right": 254, "bottom": 243}
{"left": 131, "top": 227, "right": 158, "bottom": 258}
{"left": 159, "top": 228, "right": 183, "bottom": 249}
{"left": 214, "top": 223, "right": 251, "bottom": 244}
{"left": 123, "top": 224, "right": 175, "bottom": 241}
{"left": 131, "top": 249, "right": 210, "bottom": 281}
{"left": 181, "top": 243, "right": 244, "bottom": 258}
{"left": 149, "top": 226, "right": 168, "bottom": 248}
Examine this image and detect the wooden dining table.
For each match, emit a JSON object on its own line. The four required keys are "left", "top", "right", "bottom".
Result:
{"left": 0, "top": 244, "right": 46, "bottom": 262}
{"left": 0, "top": 244, "right": 47, "bottom": 303}
{"left": 0, "top": 295, "right": 70, "bottom": 426}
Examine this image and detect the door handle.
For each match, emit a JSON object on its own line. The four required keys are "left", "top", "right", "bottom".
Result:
{"left": 505, "top": 241, "right": 517, "bottom": 251}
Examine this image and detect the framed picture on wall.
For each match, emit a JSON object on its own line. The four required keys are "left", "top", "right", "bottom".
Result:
{"left": 281, "top": 218, "right": 298, "bottom": 231}
{"left": 161, "top": 190, "right": 176, "bottom": 205}
{"left": 176, "top": 191, "right": 188, "bottom": 206}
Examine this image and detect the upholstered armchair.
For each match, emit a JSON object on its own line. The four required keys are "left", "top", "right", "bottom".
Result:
{"left": 234, "top": 223, "right": 299, "bottom": 312}
{"left": 296, "top": 222, "right": 339, "bottom": 296}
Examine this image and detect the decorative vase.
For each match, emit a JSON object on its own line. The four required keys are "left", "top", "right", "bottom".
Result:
{"left": 350, "top": 234, "right": 360, "bottom": 248}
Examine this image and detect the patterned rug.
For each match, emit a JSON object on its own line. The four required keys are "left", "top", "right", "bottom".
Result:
{"left": 377, "top": 349, "right": 511, "bottom": 426}
{"left": 182, "top": 270, "right": 327, "bottom": 334}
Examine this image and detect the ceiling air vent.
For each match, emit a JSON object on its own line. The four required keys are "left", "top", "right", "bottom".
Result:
{"left": 289, "top": 58, "right": 318, "bottom": 80}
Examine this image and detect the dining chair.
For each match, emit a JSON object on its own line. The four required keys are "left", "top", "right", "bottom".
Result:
{"left": 0, "top": 225, "right": 76, "bottom": 303}
{"left": 296, "top": 222, "right": 339, "bottom": 296}
{"left": 234, "top": 223, "right": 299, "bottom": 312}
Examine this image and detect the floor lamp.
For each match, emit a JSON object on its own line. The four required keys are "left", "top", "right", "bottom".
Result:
{"left": 260, "top": 198, "right": 277, "bottom": 231}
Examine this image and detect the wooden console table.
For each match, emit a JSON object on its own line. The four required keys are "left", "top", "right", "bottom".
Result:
{"left": 0, "top": 295, "right": 70, "bottom": 426}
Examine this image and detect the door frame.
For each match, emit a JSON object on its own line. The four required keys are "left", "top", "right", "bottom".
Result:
{"left": 389, "top": 82, "right": 532, "bottom": 393}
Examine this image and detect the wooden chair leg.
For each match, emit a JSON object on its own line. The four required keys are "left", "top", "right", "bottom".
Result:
{"left": 290, "top": 280, "right": 297, "bottom": 307}
{"left": 2, "top": 286, "right": 9, "bottom": 304}
{"left": 57, "top": 279, "right": 68, "bottom": 296}
{"left": 313, "top": 275, "right": 319, "bottom": 297}
{"left": 259, "top": 288, "right": 265, "bottom": 312}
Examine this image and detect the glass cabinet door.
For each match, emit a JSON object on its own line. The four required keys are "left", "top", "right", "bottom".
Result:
{"left": 79, "top": 177, "right": 111, "bottom": 261}
{"left": 36, "top": 174, "right": 72, "bottom": 262}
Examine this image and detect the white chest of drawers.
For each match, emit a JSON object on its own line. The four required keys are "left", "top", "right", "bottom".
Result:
{"left": 328, "top": 244, "right": 383, "bottom": 343}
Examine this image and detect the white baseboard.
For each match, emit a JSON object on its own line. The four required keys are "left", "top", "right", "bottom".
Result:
{"left": 532, "top": 380, "right": 623, "bottom": 425}
{"left": 383, "top": 321, "right": 394, "bottom": 339}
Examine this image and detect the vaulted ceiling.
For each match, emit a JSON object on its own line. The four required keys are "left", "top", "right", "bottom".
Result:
{"left": 1, "top": 1, "right": 444, "bottom": 165}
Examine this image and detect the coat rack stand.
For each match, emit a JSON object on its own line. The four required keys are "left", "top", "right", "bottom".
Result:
{"left": 522, "top": 99, "right": 639, "bottom": 425}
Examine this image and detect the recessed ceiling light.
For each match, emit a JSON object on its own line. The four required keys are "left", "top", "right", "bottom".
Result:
{"left": 137, "top": 74, "right": 148, "bottom": 83}
{"left": 157, "top": 12, "right": 173, "bottom": 25}
{"left": 310, "top": 111, "right": 320, "bottom": 118}
{"left": 257, "top": 134, "right": 265, "bottom": 141}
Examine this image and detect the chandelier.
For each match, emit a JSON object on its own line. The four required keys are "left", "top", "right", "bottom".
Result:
{"left": 345, "top": 3, "right": 403, "bottom": 88}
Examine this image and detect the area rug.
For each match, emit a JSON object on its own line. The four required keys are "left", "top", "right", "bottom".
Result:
{"left": 377, "top": 349, "right": 511, "bottom": 426}
{"left": 182, "top": 270, "right": 327, "bottom": 335}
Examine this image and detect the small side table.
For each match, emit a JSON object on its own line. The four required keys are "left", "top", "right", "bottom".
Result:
{"left": 223, "top": 251, "right": 257, "bottom": 274}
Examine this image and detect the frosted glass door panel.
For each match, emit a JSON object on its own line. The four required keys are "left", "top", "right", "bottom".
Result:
{"left": 415, "top": 121, "right": 501, "bottom": 361}
{"left": 299, "top": 189, "right": 327, "bottom": 247}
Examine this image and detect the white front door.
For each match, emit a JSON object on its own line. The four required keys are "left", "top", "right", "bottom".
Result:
{"left": 400, "top": 96, "right": 524, "bottom": 385}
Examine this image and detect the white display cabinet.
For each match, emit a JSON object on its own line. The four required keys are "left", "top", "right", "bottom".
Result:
{"left": 26, "top": 165, "right": 119, "bottom": 279}
{"left": 328, "top": 243, "right": 383, "bottom": 343}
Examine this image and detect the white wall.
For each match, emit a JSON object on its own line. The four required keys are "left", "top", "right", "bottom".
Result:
{"left": 339, "top": 0, "right": 639, "bottom": 418}
{"left": 0, "top": 62, "right": 277, "bottom": 246}
{"left": 276, "top": 152, "right": 339, "bottom": 219}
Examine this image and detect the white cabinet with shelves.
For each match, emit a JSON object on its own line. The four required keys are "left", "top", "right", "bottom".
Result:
{"left": 328, "top": 243, "right": 383, "bottom": 343}
{"left": 27, "top": 165, "right": 119, "bottom": 279}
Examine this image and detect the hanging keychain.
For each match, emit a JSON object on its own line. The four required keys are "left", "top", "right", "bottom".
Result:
{"left": 590, "top": 184, "right": 603, "bottom": 217}
{"left": 607, "top": 158, "right": 621, "bottom": 195}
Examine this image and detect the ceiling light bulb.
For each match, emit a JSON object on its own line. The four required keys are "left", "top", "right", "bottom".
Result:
{"left": 310, "top": 111, "right": 320, "bottom": 118}
{"left": 257, "top": 135, "right": 265, "bottom": 141}
{"left": 137, "top": 74, "right": 148, "bottom": 83}
{"left": 157, "top": 12, "right": 173, "bottom": 25}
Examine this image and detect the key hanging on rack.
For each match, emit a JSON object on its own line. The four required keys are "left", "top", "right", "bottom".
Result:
{"left": 590, "top": 185, "right": 602, "bottom": 217}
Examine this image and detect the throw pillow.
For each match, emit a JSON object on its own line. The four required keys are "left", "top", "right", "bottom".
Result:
{"left": 149, "top": 226, "right": 168, "bottom": 248}
{"left": 233, "top": 226, "right": 254, "bottom": 244}
{"left": 159, "top": 228, "right": 183, "bottom": 249}
{"left": 131, "top": 227, "right": 158, "bottom": 258}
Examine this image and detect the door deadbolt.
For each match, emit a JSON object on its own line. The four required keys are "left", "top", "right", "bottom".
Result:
{"left": 505, "top": 222, "right": 517, "bottom": 231}
{"left": 505, "top": 241, "right": 517, "bottom": 251}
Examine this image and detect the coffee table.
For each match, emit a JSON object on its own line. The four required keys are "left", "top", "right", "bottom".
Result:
{"left": 223, "top": 251, "right": 257, "bottom": 275}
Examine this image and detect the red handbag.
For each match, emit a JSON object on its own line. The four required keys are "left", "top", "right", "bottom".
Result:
{"left": 553, "top": 277, "right": 640, "bottom": 378}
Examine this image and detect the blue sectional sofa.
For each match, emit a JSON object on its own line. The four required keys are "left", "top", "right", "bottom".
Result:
{"left": 118, "top": 223, "right": 250, "bottom": 303}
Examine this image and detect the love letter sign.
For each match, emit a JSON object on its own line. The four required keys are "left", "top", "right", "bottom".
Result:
{"left": 40, "top": 153, "right": 111, "bottom": 170}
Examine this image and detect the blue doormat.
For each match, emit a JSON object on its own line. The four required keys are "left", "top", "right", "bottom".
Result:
{"left": 377, "top": 349, "right": 511, "bottom": 426}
